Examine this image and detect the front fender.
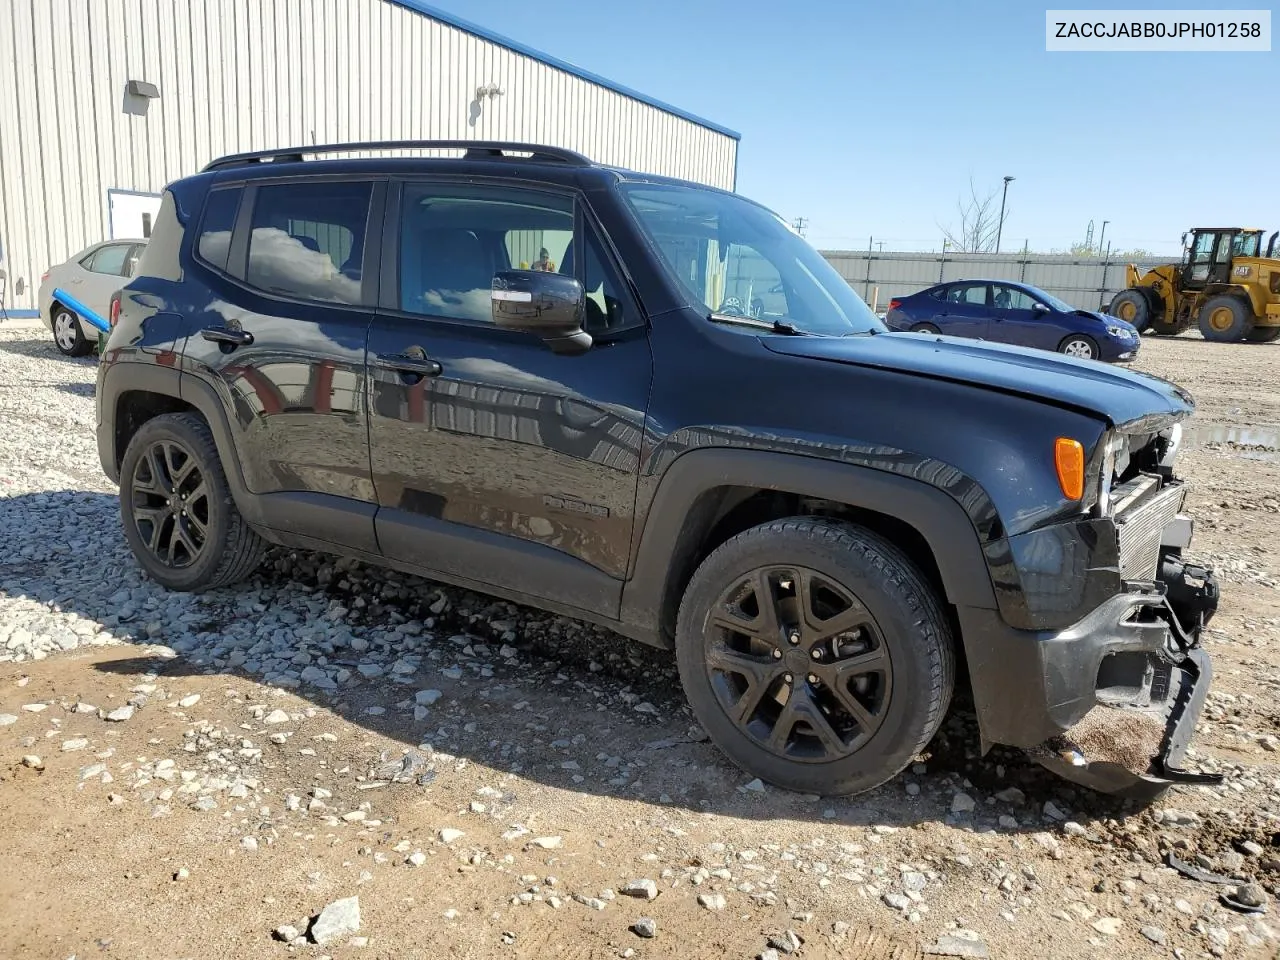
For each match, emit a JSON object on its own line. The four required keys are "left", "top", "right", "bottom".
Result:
{"left": 618, "top": 448, "right": 999, "bottom": 646}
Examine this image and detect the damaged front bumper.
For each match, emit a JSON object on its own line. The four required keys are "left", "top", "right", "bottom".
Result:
{"left": 957, "top": 554, "right": 1223, "bottom": 799}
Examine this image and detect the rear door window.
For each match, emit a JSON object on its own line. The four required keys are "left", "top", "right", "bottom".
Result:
{"left": 244, "top": 181, "right": 373, "bottom": 305}
{"left": 82, "top": 243, "right": 131, "bottom": 276}
{"left": 945, "top": 283, "right": 988, "bottom": 306}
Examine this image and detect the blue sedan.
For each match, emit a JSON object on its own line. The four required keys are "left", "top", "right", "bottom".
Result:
{"left": 884, "top": 280, "right": 1140, "bottom": 363}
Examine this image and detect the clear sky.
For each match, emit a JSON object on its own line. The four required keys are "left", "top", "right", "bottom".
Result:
{"left": 430, "top": 0, "right": 1277, "bottom": 255}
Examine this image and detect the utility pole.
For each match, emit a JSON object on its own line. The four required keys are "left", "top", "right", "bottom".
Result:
{"left": 791, "top": 217, "right": 808, "bottom": 237}
{"left": 1097, "top": 220, "right": 1110, "bottom": 259}
{"left": 996, "top": 175, "right": 1015, "bottom": 253}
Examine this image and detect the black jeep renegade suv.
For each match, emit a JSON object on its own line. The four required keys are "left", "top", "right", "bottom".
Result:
{"left": 96, "top": 141, "right": 1220, "bottom": 798}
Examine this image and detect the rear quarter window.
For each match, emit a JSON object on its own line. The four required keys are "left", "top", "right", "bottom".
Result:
{"left": 197, "top": 187, "right": 242, "bottom": 272}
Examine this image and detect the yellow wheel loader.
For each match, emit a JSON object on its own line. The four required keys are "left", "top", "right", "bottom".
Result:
{"left": 1108, "top": 228, "right": 1280, "bottom": 342}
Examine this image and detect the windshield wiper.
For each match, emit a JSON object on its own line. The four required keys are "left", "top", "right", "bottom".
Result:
{"left": 708, "top": 312, "right": 808, "bottom": 336}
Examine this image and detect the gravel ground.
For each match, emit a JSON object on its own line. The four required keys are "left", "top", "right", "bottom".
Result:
{"left": 2, "top": 323, "right": 1280, "bottom": 959}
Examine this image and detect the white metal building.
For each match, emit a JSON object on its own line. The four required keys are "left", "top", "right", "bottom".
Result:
{"left": 0, "top": 0, "right": 740, "bottom": 316}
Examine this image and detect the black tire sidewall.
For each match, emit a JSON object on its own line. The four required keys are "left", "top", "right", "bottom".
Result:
{"left": 1110, "top": 291, "right": 1149, "bottom": 332}
{"left": 118, "top": 414, "right": 237, "bottom": 591}
{"left": 1199, "top": 296, "right": 1252, "bottom": 342}
{"left": 675, "top": 521, "right": 951, "bottom": 796}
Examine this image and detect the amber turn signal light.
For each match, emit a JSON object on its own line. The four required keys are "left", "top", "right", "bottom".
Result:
{"left": 1054, "top": 437, "right": 1085, "bottom": 500}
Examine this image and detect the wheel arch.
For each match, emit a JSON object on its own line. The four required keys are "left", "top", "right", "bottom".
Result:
{"left": 100, "top": 362, "right": 263, "bottom": 527}
{"left": 1200, "top": 282, "right": 1264, "bottom": 319}
{"left": 619, "top": 449, "right": 998, "bottom": 649}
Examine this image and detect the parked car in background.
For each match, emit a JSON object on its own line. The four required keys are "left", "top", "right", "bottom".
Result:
{"left": 885, "top": 280, "right": 1141, "bottom": 363}
{"left": 39, "top": 239, "right": 147, "bottom": 355}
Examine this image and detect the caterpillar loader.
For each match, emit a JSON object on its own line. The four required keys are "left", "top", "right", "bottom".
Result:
{"left": 1108, "top": 228, "right": 1280, "bottom": 342}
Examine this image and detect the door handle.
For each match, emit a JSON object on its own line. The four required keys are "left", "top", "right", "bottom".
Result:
{"left": 201, "top": 326, "right": 254, "bottom": 347}
{"left": 377, "top": 352, "right": 443, "bottom": 377}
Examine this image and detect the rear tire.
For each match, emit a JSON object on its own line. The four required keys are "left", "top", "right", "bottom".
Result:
{"left": 1059, "top": 334, "right": 1099, "bottom": 360}
{"left": 675, "top": 518, "right": 954, "bottom": 797}
{"left": 911, "top": 323, "right": 941, "bottom": 335}
{"left": 51, "top": 304, "right": 92, "bottom": 357}
{"left": 1244, "top": 326, "right": 1280, "bottom": 343}
{"left": 119, "top": 413, "right": 267, "bottom": 592}
{"left": 1108, "top": 289, "right": 1153, "bottom": 334}
{"left": 1199, "top": 295, "right": 1255, "bottom": 342}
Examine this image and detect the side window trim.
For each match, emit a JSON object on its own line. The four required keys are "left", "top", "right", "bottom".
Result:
{"left": 577, "top": 202, "right": 645, "bottom": 337}
{"left": 225, "top": 184, "right": 255, "bottom": 281}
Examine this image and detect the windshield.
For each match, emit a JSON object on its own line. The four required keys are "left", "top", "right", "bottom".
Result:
{"left": 619, "top": 183, "right": 883, "bottom": 336}
{"left": 1027, "top": 285, "right": 1075, "bottom": 313}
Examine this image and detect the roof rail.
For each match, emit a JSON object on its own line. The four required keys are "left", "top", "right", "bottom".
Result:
{"left": 202, "top": 140, "right": 594, "bottom": 172}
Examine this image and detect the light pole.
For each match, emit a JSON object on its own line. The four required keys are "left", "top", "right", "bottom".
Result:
{"left": 996, "top": 176, "right": 1015, "bottom": 253}
{"left": 1097, "top": 220, "right": 1110, "bottom": 258}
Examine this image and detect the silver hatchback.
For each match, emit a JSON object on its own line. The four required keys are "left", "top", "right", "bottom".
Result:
{"left": 39, "top": 239, "right": 146, "bottom": 355}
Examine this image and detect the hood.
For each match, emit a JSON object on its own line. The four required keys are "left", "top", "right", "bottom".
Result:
{"left": 763, "top": 331, "right": 1192, "bottom": 429}
{"left": 1077, "top": 309, "right": 1138, "bottom": 335}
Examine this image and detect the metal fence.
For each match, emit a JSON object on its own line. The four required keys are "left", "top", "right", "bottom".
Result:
{"left": 820, "top": 249, "right": 1174, "bottom": 313}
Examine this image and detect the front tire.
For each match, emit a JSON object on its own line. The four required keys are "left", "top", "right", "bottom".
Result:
{"left": 1108, "top": 289, "right": 1154, "bottom": 334}
{"left": 1059, "top": 334, "right": 1098, "bottom": 360}
{"left": 675, "top": 518, "right": 955, "bottom": 796}
{"left": 51, "top": 304, "right": 92, "bottom": 357}
{"left": 119, "top": 413, "right": 266, "bottom": 591}
{"left": 1199, "top": 295, "right": 1255, "bottom": 342}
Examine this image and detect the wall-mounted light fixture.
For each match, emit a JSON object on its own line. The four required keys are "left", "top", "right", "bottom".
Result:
{"left": 126, "top": 79, "right": 160, "bottom": 99}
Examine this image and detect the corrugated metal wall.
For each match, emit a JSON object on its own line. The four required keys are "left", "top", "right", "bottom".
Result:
{"left": 0, "top": 0, "right": 738, "bottom": 313}
{"left": 821, "top": 250, "right": 1177, "bottom": 313}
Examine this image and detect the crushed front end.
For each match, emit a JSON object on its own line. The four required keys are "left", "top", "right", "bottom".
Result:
{"left": 960, "top": 421, "right": 1224, "bottom": 798}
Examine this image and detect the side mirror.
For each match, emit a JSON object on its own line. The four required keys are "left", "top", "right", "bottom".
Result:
{"left": 1032, "top": 301, "right": 1050, "bottom": 313}
{"left": 491, "top": 270, "right": 591, "bottom": 356}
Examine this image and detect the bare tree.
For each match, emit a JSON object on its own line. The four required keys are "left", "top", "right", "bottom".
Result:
{"left": 939, "top": 179, "right": 1008, "bottom": 253}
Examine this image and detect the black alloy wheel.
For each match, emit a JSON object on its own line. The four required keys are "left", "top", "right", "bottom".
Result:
{"left": 129, "top": 438, "right": 211, "bottom": 568}
{"left": 704, "top": 565, "right": 890, "bottom": 761}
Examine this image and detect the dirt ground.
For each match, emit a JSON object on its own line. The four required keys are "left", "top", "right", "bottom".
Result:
{"left": 2, "top": 327, "right": 1280, "bottom": 960}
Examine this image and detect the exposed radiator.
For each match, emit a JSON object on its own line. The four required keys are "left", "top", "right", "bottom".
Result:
{"left": 1116, "top": 482, "right": 1186, "bottom": 580}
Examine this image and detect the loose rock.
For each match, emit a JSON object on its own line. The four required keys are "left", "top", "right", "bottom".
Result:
{"left": 310, "top": 897, "right": 361, "bottom": 945}
{"left": 1140, "top": 926, "right": 1168, "bottom": 946}
{"left": 620, "top": 879, "right": 658, "bottom": 901}
{"left": 1092, "top": 917, "right": 1122, "bottom": 936}
{"left": 925, "top": 932, "right": 990, "bottom": 959}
